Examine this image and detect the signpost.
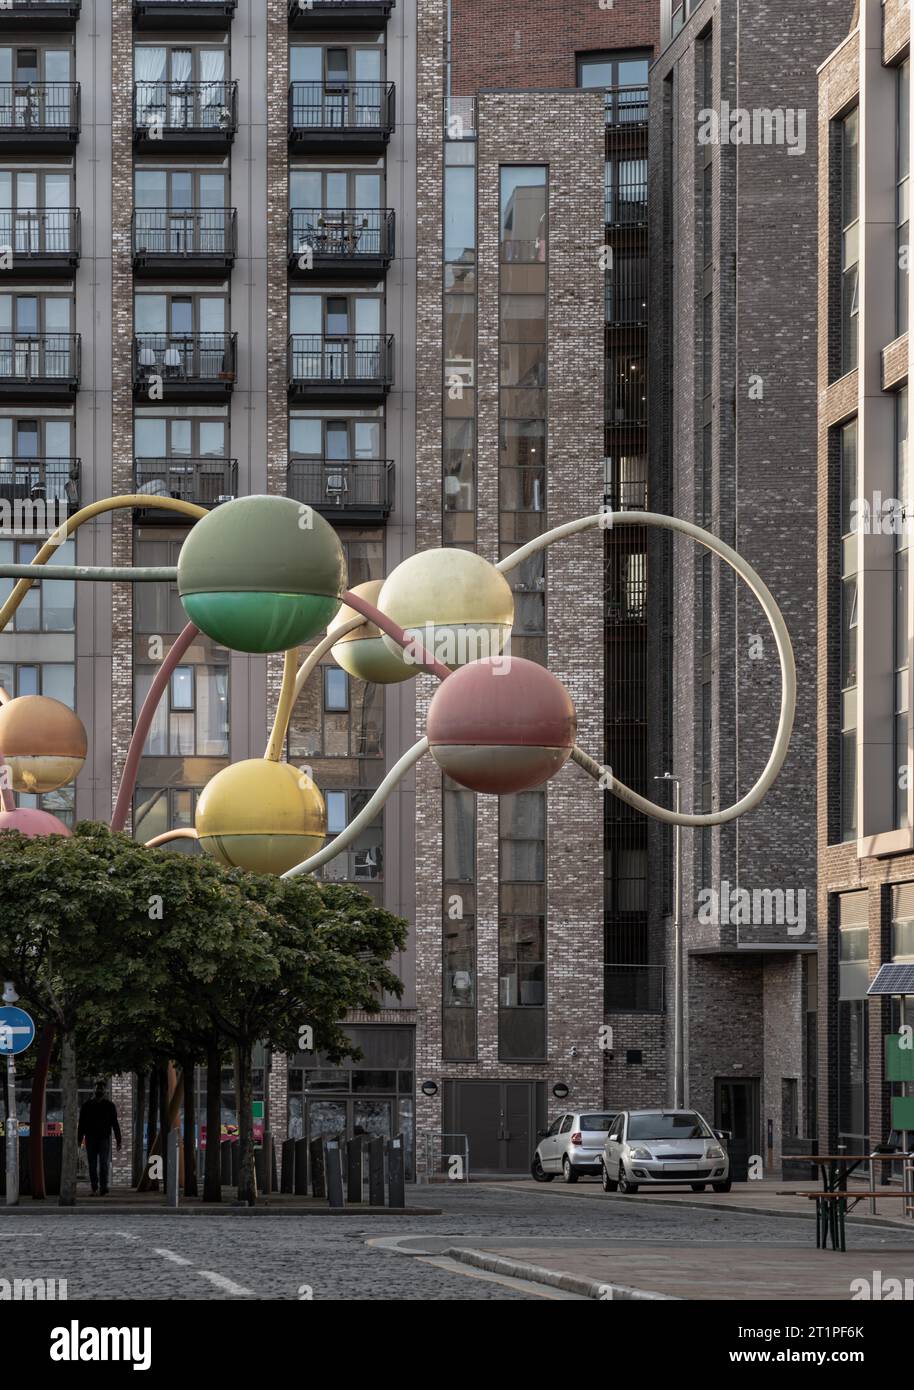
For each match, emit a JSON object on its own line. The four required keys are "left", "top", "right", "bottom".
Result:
{"left": 0, "top": 989, "right": 35, "bottom": 1208}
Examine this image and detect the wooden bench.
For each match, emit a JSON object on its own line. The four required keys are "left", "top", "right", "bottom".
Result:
{"left": 776, "top": 1189, "right": 914, "bottom": 1251}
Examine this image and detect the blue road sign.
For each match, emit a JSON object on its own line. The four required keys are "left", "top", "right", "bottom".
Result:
{"left": 0, "top": 1006, "right": 35, "bottom": 1055}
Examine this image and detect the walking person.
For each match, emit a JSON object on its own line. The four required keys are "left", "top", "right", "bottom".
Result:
{"left": 77, "top": 1081, "right": 122, "bottom": 1196}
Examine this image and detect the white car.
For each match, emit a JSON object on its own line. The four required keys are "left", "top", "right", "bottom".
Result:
{"left": 601, "top": 1108, "right": 731, "bottom": 1194}
{"left": 532, "top": 1110, "right": 617, "bottom": 1183}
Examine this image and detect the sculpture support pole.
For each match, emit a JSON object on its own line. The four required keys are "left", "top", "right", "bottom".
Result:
{"left": 0, "top": 495, "right": 205, "bottom": 636}
{"left": 111, "top": 623, "right": 200, "bottom": 832}
{"left": 264, "top": 650, "right": 298, "bottom": 764}
{"left": 145, "top": 828, "right": 199, "bottom": 848}
{"left": 282, "top": 738, "right": 429, "bottom": 879}
{"left": 263, "top": 619, "right": 366, "bottom": 762}
{"left": 504, "top": 512, "right": 796, "bottom": 829}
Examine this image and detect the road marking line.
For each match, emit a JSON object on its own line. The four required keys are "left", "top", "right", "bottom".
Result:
{"left": 197, "top": 1270, "right": 256, "bottom": 1296}
{"left": 152, "top": 1247, "right": 192, "bottom": 1266}
{"left": 418, "top": 1255, "right": 585, "bottom": 1299}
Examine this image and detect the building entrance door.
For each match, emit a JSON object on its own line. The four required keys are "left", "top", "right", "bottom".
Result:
{"left": 714, "top": 1076, "right": 760, "bottom": 1156}
{"left": 443, "top": 1080, "right": 545, "bottom": 1175}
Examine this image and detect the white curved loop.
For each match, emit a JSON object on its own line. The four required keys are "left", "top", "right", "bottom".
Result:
{"left": 501, "top": 511, "right": 796, "bottom": 829}
{"left": 282, "top": 737, "right": 429, "bottom": 878}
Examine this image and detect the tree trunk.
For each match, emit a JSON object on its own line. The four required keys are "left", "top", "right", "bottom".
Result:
{"left": 180, "top": 1056, "right": 197, "bottom": 1197}
{"left": 157, "top": 1064, "right": 169, "bottom": 1193}
{"left": 145, "top": 1066, "right": 158, "bottom": 1174}
{"left": 28, "top": 1020, "right": 55, "bottom": 1200}
{"left": 235, "top": 1042, "right": 255, "bottom": 1206}
{"left": 58, "top": 1032, "right": 77, "bottom": 1206}
{"left": 203, "top": 1042, "right": 222, "bottom": 1203}
{"left": 131, "top": 1071, "right": 146, "bottom": 1187}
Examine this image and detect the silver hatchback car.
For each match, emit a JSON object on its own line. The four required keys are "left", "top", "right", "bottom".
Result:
{"left": 532, "top": 1110, "right": 617, "bottom": 1183}
{"left": 601, "top": 1108, "right": 731, "bottom": 1194}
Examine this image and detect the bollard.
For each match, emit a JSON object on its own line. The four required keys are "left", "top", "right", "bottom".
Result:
{"left": 346, "top": 1136, "right": 364, "bottom": 1203}
{"left": 388, "top": 1133, "right": 405, "bottom": 1209}
{"left": 325, "top": 1140, "right": 344, "bottom": 1208}
{"left": 294, "top": 1137, "right": 309, "bottom": 1195}
{"left": 281, "top": 1138, "right": 295, "bottom": 1194}
{"left": 367, "top": 1134, "right": 385, "bottom": 1206}
{"left": 166, "top": 1128, "right": 180, "bottom": 1207}
{"left": 309, "top": 1136, "right": 326, "bottom": 1199}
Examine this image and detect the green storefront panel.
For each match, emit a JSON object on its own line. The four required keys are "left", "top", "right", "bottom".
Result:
{"left": 886, "top": 1034, "right": 914, "bottom": 1082}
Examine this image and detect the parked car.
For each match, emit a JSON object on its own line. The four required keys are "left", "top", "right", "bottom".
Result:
{"left": 600, "top": 1108, "right": 731, "bottom": 1194}
{"left": 532, "top": 1110, "right": 617, "bottom": 1183}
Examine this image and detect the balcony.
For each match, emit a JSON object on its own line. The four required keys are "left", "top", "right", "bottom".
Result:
{"left": 288, "top": 82, "right": 395, "bottom": 154}
{"left": 132, "top": 333, "right": 237, "bottom": 402}
{"left": 287, "top": 333, "right": 393, "bottom": 403}
{"left": 0, "top": 457, "right": 80, "bottom": 514}
{"left": 0, "top": 85, "right": 80, "bottom": 154}
{"left": 132, "top": 209, "right": 236, "bottom": 276}
{"left": 603, "top": 84, "right": 648, "bottom": 129}
{"left": 0, "top": 1, "right": 80, "bottom": 28}
{"left": 134, "top": 457, "right": 237, "bottom": 520}
{"left": 288, "top": 0, "right": 395, "bottom": 30}
{"left": 288, "top": 208, "right": 394, "bottom": 278}
{"left": 287, "top": 458, "right": 393, "bottom": 522}
{"left": 0, "top": 335, "right": 80, "bottom": 401}
{"left": 133, "top": 0, "right": 236, "bottom": 29}
{"left": 0, "top": 210, "right": 80, "bottom": 277}
{"left": 604, "top": 963, "right": 665, "bottom": 1014}
{"left": 133, "top": 82, "right": 237, "bottom": 153}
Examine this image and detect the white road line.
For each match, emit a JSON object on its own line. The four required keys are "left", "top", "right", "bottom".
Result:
{"left": 418, "top": 1255, "right": 586, "bottom": 1299}
{"left": 196, "top": 1270, "right": 256, "bottom": 1296}
{"left": 113, "top": 1231, "right": 142, "bottom": 1242}
{"left": 152, "top": 1247, "right": 192, "bottom": 1266}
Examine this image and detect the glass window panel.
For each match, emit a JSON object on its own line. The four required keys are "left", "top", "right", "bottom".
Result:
{"left": 135, "top": 294, "right": 167, "bottom": 334}
{"left": 500, "top": 295, "right": 546, "bottom": 342}
{"left": 171, "top": 665, "right": 193, "bottom": 710}
{"left": 324, "top": 665, "right": 348, "bottom": 712}
{"left": 326, "top": 790, "right": 347, "bottom": 834}
{"left": 500, "top": 166, "right": 547, "bottom": 262}
{"left": 444, "top": 166, "right": 475, "bottom": 262}
{"left": 198, "top": 421, "right": 225, "bottom": 457}
{"left": 290, "top": 170, "right": 321, "bottom": 208}
{"left": 135, "top": 416, "right": 167, "bottom": 456}
{"left": 135, "top": 170, "right": 167, "bottom": 208}
{"left": 290, "top": 418, "right": 322, "bottom": 456}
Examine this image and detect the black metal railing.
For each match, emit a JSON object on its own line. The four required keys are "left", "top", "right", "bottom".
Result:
{"left": 288, "top": 458, "right": 393, "bottom": 513}
{"left": 0, "top": 457, "right": 79, "bottom": 506}
{"left": 288, "top": 207, "right": 394, "bottom": 262}
{"left": 0, "top": 83, "right": 79, "bottom": 133}
{"left": 605, "top": 166, "right": 648, "bottom": 226}
{"left": 133, "top": 333, "right": 237, "bottom": 383}
{"left": 288, "top": 333, "right": 393, "bottom": 387}
{"left": 604, "top": 85, "right": 648, "bottom": 127}
{"left": 604, "top": 257, "right": 648, "bottom": 326}
{"left": 289, "top": 81, "right": 395, "bottom": 135}
{"left": 134, "top": 456, "right": 237, "bottom": 507}
{"left": 132, "top": 208, "right": 236, "bottom": 259}
{"left": 604, "top": 963, "right": 665, "bottom": 1014}
{"left": 0, "top": 0, "right": 80, "bottom": 14}
{"left": 0, "top": 209, "right": 80, "bottom": 258}
{"left": 0, "top": 334, "right": 79, "bottom": 383}
{"left": 133, "top": 81, "right": 238, "bottom": 135}
{"left": 289, "top": 0, "right": 394, "bottom": 16}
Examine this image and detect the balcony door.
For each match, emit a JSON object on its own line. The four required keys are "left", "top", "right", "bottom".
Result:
{"left": 290, "top": 44, "right": 383, "bottom": 128}
{"left": 0, "top": 171, "right": 70, "bottom": 254}
{"left": 135, "top": 44, "right": 226, "bottom": 129}
{"left": 0, "top": 293, "right": 70, "bottom": 378}
{"left": 0, "top": 47, "right": 72, "bottom": 129}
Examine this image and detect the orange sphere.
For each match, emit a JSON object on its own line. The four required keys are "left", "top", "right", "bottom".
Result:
{"left": 0, "top": 696, "right": 87, "bottom": 793}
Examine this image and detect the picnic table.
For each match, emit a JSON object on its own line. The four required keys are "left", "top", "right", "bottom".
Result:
{"left": 777, "top": 1153, "right": 914, "bottom": 1250}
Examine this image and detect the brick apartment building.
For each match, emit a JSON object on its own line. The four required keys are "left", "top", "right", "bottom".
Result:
{"left": 817, "top": 0, "right": 914, "bottom": 1156}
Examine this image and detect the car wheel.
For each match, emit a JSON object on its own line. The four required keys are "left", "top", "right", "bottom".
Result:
{"left": 618, "top": 1173, "right": 639, "bottom": 1195}
{"left": 600, "top": 1161, "right": 618, "bottom": 1193}
{"left": 531, "top": 1154, "right": 554, "bottom": 1183}
{"left": 690, "top": 1183, "right": 706, "bottom": 1192}
{"left": 562, "top": 1156, "right": 579, "bottom": 1184}
{"left": 712, "top": 1179, "right": 732, "bottom": 1193}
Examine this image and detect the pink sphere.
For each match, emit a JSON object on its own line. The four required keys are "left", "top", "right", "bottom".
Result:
{"left": 0, "top": 807, "right": 72, "bottom": 837}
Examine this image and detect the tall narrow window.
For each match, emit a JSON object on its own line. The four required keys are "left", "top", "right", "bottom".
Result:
{"left": 896, "top": 388, "right": 910, "bottom": 828}
{"left": 839, "top": 420, "right": 858, "bottom": 841}
{"left": 841, "top": 109, "right": 860, "bottom": 375}
{"left": 898, "top": 62, "right": 910, "bottom": 337}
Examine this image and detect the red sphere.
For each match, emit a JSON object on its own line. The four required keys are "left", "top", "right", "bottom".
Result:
{"left": 427, "top": 657, "right": 577, "bottom": 794}
{"left": 0, "top": 807, "right": 72, "bottom": 837}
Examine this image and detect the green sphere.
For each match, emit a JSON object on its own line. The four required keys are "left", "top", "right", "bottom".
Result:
{"left": 177, "top": 496, "right": 347, "bottom": 653}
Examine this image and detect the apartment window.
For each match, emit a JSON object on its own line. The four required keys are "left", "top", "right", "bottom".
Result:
{"left": 840, "top": 108, "right": 859, "bottom": 375}
{"left": 320, "top": 789, "right": 382, "bottom": 892}
{"left": 443, "top": 781, "right": 476, "bottom": 1060}
{"left": 498, "top": 791, "right": 546, "bottom": 1059}
{"left": 134, "top": 785, "right": 201, "bottom": 850}
{"left": 892, "top": 882, "right": 914, "bottom": 960}
{"left": 836, "top": 892, "right": 869, "bottom": 1149}
{"left": 577, "top": 50, "right": 649, "bottom": 125}
{"left": 134, "top": 414, "right": 227, "bottom": 460}
{"left": 896, "top": 388, "right": 910, "bottom": 828}
{"left": 134, "top": 44, "right": 228, "bottom": 129}
{"left": 899, "top": 62, "right": 910, "bottom": 337}
{"left": 323, "top": 665, "right": 348, "bottom": 713}
{"left": 0, "top": 169, "right": 72, "bottom": 252}
{"left": 0, "top": 537, "right": 74, "bottom": 630}
{"left": 135, "top": 291, "right": 227, "bottom": 339}
{"left": 839, "top": 420, "right": 858, "bottom": 841}
{"left": 134, "top": 660, "right": 229, "bottom": 757}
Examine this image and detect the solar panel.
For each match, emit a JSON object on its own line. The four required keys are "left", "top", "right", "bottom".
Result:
{"left": 867, "top": 963, "right": 914, "bottom": 996}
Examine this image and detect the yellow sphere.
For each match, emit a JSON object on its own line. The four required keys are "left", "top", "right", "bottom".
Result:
{"left": 377, "top": 549, "right": 514, "bottom": 672}
{"left": 329, "top": 580, "right": 417, "bottom": 685}
{"left": 195, "top": 758, "right": 326, "bottom": 876}
{"left": 0, "top": 695, "right": 87, "bottom": 793}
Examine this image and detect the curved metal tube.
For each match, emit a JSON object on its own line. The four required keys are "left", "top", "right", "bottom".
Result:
{"left": 526, "top": 511, "right": 795, "bottom": 828}
{"left": 263, "top": 619, "right": 367, "bottom": 761}
{"left": 111, "top": 622, "right": 200, "bottom": 832}
{"left": 145, "top": 828, "right": 199, "bottom": 848}
{"left": 265, "top": 649, "right": 299, "bottom": 763}
{"left": 341, "top": 589, "right": 452, "bottom": 683}
{"left": 0, "top": 495, "right": 206, "bottom": 635}
{"left": 282, "top": 737, "right": 429, "bottom": 879}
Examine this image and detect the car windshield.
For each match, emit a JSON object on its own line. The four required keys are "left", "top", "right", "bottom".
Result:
{"left": 627, "top": 1112, "right": 711, "bottom": 1141}
{"left": 580, "top": 1113, "right": 615, "bottom": 1132}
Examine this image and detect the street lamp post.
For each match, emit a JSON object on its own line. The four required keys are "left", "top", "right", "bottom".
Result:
{"left": 3, "top": 981, "right": 19, "bottom": 1207}
{"left": 655, "top": 774, "right": 683, "bottom": 1110}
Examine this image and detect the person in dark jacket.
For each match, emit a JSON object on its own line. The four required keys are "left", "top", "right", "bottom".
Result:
{"left": 77, "top": 1082, "right": 122, "bottom": 1195}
